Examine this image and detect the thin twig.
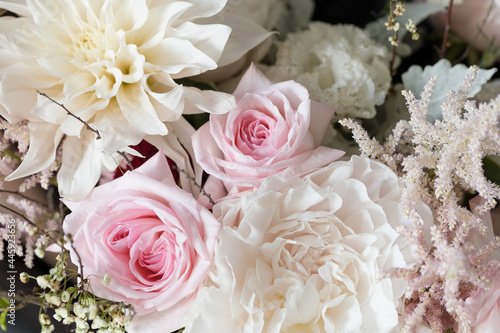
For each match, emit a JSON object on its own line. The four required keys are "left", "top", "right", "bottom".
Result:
{"left": 389, "top": 0, "right": 399, "bottom": 75}
{"left": 0, "top": 190, "right": 48, "bottom": 207}
{"left": 0, "top": 290, "right": 42, "bottom": 307}
{"left": 36, "top": 91, "right": 101, "bottom": 140}
{"left": 172, "top": 165, "right": 215, "bottom": 206}
{"left": 70, "top": 238, "right": 86, "bottom": 286}
{"left": 0, "top": 203, "right": 60, "bottom": 246}
{"left": 0, "top": 203, "right": 37, "bottom": 228}
{"left": 117, "top": 151, "right": 134, "bottom": 171}
{"left": 440, "top": 0, "right": 454, "bottom": 58}
{"left": 454, "top": 0, "right": 495, "bottom": 64}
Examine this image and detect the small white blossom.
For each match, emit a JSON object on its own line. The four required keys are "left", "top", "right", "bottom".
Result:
{"left": 91, "top": 316, "right": 108, "bottom": 330}
{"left": 60, "top": 291, "right": 71, "bottom": 303}
{"left": 73, "top": 302, "right": 88, "bottom": 319}
{"left": 75, "top": 317, "right": 90, "bottom": 330}
{"left": 41, "top": 324, "right": 55, "bottom": 333}
{"left": 55, "top": 308, "right": 69, "bottom": 319}
{"left": 88, "top": 304, "right": 98, "bottom": 321}
{"left": 39, "top": 313, "right": 51, "bottom": 326}
{"left": 34, "top": 247, "right": 45, "bottom": 259}
{"left": 102, "top": 273, "right": 111, "bottom": 287}
{"left": 36, "top": 276, "right": 51, "bottom": 289}
{"left": 48, "top": 295, "right": 61, "bottom": 307}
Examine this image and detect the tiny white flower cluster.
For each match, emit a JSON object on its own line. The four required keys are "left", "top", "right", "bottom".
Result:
{"left": 26, "top": 250, "right": 132, "bottom": 333}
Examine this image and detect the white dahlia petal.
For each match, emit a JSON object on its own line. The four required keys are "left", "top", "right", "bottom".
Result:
{"left": 112, "top": 0, "right": 149, "bottom": 32}
{"left": 0, "top": 76, "right": 37, "bottom": 122}
{"left": 116, "top": 82, "right": 168, "bottom": 135}
{"left": 0, "top": 0, "right": 257, "bottom": 200}
{"left": 57, "top": 133, "right": 103, "bottom": 201}
{"left": 5, "top": 122, "right": 63, "bottom": 180}
{"left": 126, "top": 2, "right": 193, "bottom": 49}
{"left": 0, "top": 1, "right": 30, "bottom": 17}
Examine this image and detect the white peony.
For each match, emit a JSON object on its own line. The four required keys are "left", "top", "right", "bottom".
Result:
{"left": 0, "top": 0, "right": 267, "bottom": 200}
{"left": 266, "top": 22, "right": 391, "bottom": 119}
{"left": 185, "top": 156, "right": 421, "bottom": 333}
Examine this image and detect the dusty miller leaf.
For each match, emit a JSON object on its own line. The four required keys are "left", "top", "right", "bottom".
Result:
{"left": 401, "top": 59, "right": 497, "bottom": 121}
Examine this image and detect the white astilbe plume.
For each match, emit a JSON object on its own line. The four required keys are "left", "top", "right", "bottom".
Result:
{"left": 1, "top": 123, "right": 62, "bottom": 268}
{"left": 0, "top": 194, "right": 61, "bottom": 268}
{"left": 342, "top": 65, "right": 500, "bottom": 333}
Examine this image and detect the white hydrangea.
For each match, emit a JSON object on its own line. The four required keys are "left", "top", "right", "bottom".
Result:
{"left": 266, "top": 22, "right": 392, "bottom": 119}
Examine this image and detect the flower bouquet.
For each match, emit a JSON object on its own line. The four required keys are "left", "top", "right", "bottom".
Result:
{"left": 1, "top": 0, "right": 500, "bottom": 332}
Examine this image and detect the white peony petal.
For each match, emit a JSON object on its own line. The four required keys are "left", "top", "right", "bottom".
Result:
{"left": 5, "top": 122, "right": 63, "bottom": 180}
{"left": 116, "top": 81, "right": 168, "bottom": 135}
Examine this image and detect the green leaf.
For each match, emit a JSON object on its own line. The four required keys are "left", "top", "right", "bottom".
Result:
{"left": 401, "top": 59, "right": 497, "bottom": 121}
{"left": 0, "top": 311, "right": 7, "bottom": 331}
{"left": 183, "top": 114, "right": 209, "bottom": 130}
{"left": 483, "top": 156, "right": 500, "bottom": 186}
{"left": 0, "top": 298, "right": 9, "bottom": 308}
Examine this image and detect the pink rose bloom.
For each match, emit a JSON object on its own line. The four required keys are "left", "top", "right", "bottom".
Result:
{"left": 464, "top": 264, "right": 500, "bottom": 333}
{"left": 63, "top": 152, "right": 220, "bottom": 332}
{"left": 192, "top": 64, "right": 344, "bottom": 202}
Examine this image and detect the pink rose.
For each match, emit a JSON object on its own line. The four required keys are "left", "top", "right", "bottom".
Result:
{"left": 192, "top": 64, "right": 344, "bottom": 202}
{"left": 63, "top": 152, "right": 220, "bottom": 332}
{"left": 464, "top": 265, "right": 500, "bottom": 333}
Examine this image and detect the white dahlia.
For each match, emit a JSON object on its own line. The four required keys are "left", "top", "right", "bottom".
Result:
{"left": 0, "top": 0, "right": 266, "bottom": 200}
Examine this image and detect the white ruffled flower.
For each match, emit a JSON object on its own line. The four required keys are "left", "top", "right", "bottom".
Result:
{"left": 266, "top": 22, "right": 391, "bottom": 119}
{"left": 0, "top": 0, "right": 264, "bottom": 200}
{"left": 185, "top": 156, "right": 421, "bottom": 333}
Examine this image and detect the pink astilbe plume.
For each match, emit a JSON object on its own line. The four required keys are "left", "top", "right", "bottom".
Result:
{"left": 343, "top": 65, "right": 500, "bottom": 333}
{"left": 1, "top": 120, "right": 62, "bottom": 268}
